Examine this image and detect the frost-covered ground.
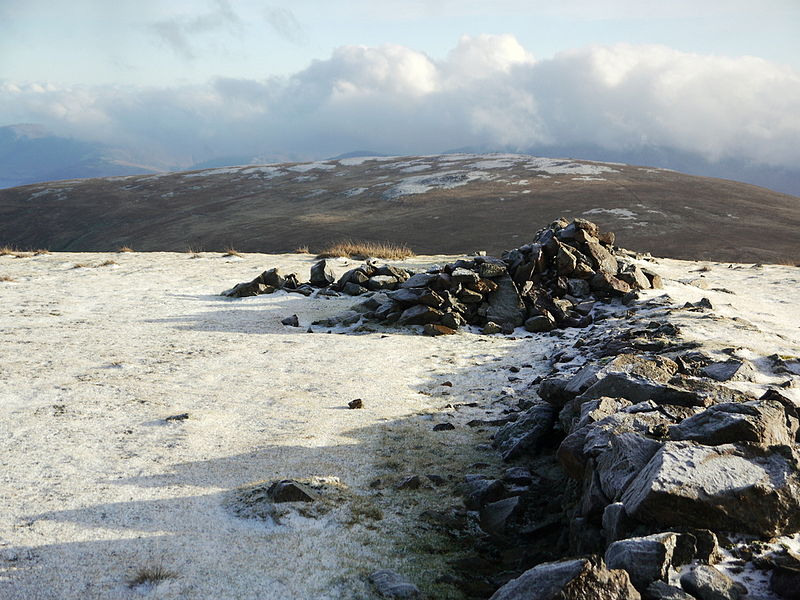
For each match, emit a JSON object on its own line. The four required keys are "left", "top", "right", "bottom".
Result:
{"left": 0, "top": 251, "right": 799, "bottom": 599}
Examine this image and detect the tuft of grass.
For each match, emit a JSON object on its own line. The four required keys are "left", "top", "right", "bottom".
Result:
{"left": 0, "top": 275, "right": 15, "bottom": 282}
{"left": 34, "top": 248, "right": 51, "bottom": 255}
{"left": 294, "top": 245, "right": 310, "bottom": 254}
{"left": 117, "top": 246, "right": 134, "bottom": 253}
{"left": 316, "top": 239, "right": 414, "bottom": 260}
{"left": 127, "top": 565, "right": 177, "bottom": 588}
{"left": 185, "top": 245, "right": 202, "bottom": 258}
{"left": 0, "top": 246, "right": 32, "bottom": 258}
{"left": 222, "top": 246, "right": 243, "bottom": 257}
{"left": 98, "top": 259, "right": 118, "bottom": 267}
{"left": 72, "top": 262, "right": 91, "bottom": 269}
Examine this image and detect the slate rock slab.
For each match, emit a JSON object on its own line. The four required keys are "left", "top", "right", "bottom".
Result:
{"left": 621, "top": 441, "right": 800, "bottom": 536}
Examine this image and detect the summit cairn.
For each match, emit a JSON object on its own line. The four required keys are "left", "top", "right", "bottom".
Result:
{"left": 222, "top": 218, "right": 660, "bottom": 334}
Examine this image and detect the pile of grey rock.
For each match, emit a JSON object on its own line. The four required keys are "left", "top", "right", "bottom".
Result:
{"left": 222, "top": 218, "right": 661, "bottom": 334}
{"left": 472, "top": 339, "right": 800, "bottom": 599}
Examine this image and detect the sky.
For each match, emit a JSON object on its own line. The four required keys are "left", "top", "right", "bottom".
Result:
{"left": 1, "top": 0, "right": 799, "bottom": 173}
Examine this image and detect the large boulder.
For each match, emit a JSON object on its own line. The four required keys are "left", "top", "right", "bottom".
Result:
{"left": 564, "top": 354, "right": 678, "bottom": 397}
{"left": 669, "top": 399, "right": 796, "bottom": 446}
{"left": 621, "top": 441, "right": 800, "bottom": 536}
{"left": 488, "top": 557, "right": 640, "bottom": 600}
{"left": 397, "top": 304, "right": 443, "bottom": 326}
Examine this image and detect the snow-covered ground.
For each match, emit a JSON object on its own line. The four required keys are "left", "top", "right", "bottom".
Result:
{"left": 0, "top": 251, "right": 798, "bottom": 599}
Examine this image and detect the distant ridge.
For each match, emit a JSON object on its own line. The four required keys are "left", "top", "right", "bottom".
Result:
{"left": 1, "top": 153, "right": 798, "bottom": 263}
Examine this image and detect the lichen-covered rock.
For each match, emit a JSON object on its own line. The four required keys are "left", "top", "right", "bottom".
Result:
{"left": 488, "top": 557, "right": 640, "bottom": 600}
{"left": 621, "top": 442, "right": 800, "bottom": 536}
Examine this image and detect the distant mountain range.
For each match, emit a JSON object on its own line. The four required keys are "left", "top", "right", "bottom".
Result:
{"left": 0, "top": 124, "right": 159, "bottom": 189}
{"left": 1, "top": 153, "right": 798, "bottom": 263}
{"left": 1, "top": 123, "right": 798, "bottom": 197}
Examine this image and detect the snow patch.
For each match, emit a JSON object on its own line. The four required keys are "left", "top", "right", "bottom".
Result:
{"left": 583, "top": 208, "right": 638, "bottom": 220}
{"left": 287, "top": 162, "right": 337, "bottom": 173}
{"left": 382, "top": 170, "right": 493, "bottom": 199}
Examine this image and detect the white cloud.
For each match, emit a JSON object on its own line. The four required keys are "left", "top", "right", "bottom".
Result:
{"left": 1, "top": 36, "right": 798, "bottom": 169}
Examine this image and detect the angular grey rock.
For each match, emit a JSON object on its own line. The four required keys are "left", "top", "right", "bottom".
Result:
{"left": 525, "top": 314, "right": 555, "bottom": 332}
{"left": 387, "top": 287, "right": 443, "bottom": 307}
{"left": 280, "top": 314, "right": 299, "bottom": 327}
{"left": 621, "top": 441, "right": 800, "bottom": 536}
{"left": 567, "top": 278, "right": 591, "bottom": 297}
{"left": 679, "top": 565, "right": 744, "bottom": 600}
{"left": 585, "top": 241, "right": 619, "bottom": 273}
{"left": 702, "top": 359, "right": 756, "bottom": 382}
{"left": 594, "top": 432, "right": 664, "bottom": 501}
{"left": 591, "top": 272, "right": 632, "bottom": 294}
{"left": 493, "top": 403, "right": 557, "bottom": 460}
{"left": 602, "top": 502, "right": 633, "bottom": 543}
{"left": 483, "top": 321, "right": 503, "bottom": 334}
{"left": 565, "top": 354, "right": 678, "bottom": 397}
{"left": 369, "top": 569, "right": 421, "bottom": 599}
{"left": 488, "top": 558, "right": 640, "bottom": 600}
{"left": 605, "top": 532, "right": 678, "bottom": 590}
{"left": 486, "top": 274, "right": 526, "bottom": 328}
{"left": 222, "top": 280, "right": 270, "bottom": 297}
{"left": 342, "top": 281, "right": 368, "bottom": 296}
{"left": 397, "top": 304, "right": 443, "bottom": 326}
{"left": 368, "top": 275, "right": 399, "bottom": 291}
{"left": 259, "top": 267, "right": 286, "bottom": 288}
{"left": 771, "top": 565, "right": 800, "bottom": 599}
{"left": 464, "top": 478, "right": 505, "bottom": 510}
{"left": 450, "top": 267, "right": 480, "bottom": 284}
{"left": 477, "top": 259, "right": 507, "bottom": 278}
{"left": 579, "top": 372, "right": 705, "bottom": 407}
{"left": 267, "top": 480, "right": 318, "bottom": 503}
{"left": 645, "top": 581, "right": 695, "bottom": 600}
{"left": 480, "top": 496, "right": 521, "bottom": 537}
{"left": 310, "top": 259, "right": 336, "bottom": 287}
{"left": 557, "top": 244, "right": 578, "bottom": 275}
{"left": 619, "top": 265, "right": 652, "bottom": 290}
{"left": 669, "top": 399, "right": 796, "bottom": 446}
{"left": 400, "top": 272, "right": 437, "bottom": 288}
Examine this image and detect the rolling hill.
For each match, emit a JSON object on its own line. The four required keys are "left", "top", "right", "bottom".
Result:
{"left": 1, "top": 153, "right": 798, "bottom": 263}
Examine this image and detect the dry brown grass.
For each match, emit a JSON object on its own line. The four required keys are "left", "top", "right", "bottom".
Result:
{"left": 0, "top": 246, "right": 32, "bottom": 258}
{"left": 294, "top": 245, "right": 310, "bottom": 254}
{"left": 0, "top": 275, "right": 15, "bottom": 282}
{"left": 185, "top": 245, "right": 202, "bottom": 258}
{"left": 117, "top": 246, "right": 134, "bottom": 253}
{"left": 98, "top": 259, "right": 118, "bottom": 267}
{"left": 222, "top": 246, "right": 243, "bottom": 257}
{"left": 127, "top": 565, "right": 176, "bottom": 588}
{"left": 34, "top": 248, "right": 51, "bottom": 255}
{"left": 316, "top": 239, "right": 414, "bottom": 260}
{"left": 72, "top": 262, "right": 91, "bottom": 269}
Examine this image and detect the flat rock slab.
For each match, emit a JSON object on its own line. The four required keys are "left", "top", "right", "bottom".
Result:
{"left": 621, "top": 441, "right": 800, "bottom": 536}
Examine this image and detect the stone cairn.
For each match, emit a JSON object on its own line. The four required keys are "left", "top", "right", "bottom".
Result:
{"left": 222, "top": 217, "right": 661, "bottom": 335}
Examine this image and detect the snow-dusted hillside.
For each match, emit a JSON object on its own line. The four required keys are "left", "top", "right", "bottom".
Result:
{"left": 1, "top": 153, "right": 798, "bottom": 263}
{"left": 1, "top": 249, "right": 799, "bottom": 599}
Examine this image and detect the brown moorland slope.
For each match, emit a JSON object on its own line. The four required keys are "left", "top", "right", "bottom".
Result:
{"left": 0, "top": 153, "right": 797, "bottom": 263}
